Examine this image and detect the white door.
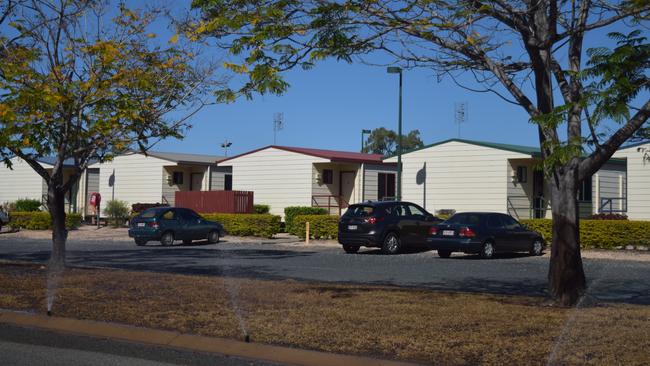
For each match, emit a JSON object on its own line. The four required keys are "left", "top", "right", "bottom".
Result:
{"left": 340, "top": 171, "right": 356, "bottom": 207}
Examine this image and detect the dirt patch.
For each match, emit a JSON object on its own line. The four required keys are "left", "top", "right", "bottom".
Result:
{"left": 0, "top": 263, "right": 648, "bottom": 365}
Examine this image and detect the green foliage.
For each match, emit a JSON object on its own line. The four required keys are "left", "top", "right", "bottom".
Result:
{"left": 521, "top": 219, "right": 650, "bottom": 249}
{"left": 9, "top": 212, "right": 82, "bottom": 230}
{"left": 583, "top": 31, "right": 650, "bottom": 124}
{"left": 201, "top": 213, "right": 281, "bottom": 238}
{"left": 253, "top": 204, "right": 270, "bottom": 214}
{"left": 362, "top": 128, "right": 425, "bottom": 156}
{"left": 14, "top": 199, "right": 42, "bottom": 212}
{"left": 104, "top": 200, "right": 130, "bottom": 227}
{"left": 284, "top": 206, "right": 328, "bottom": 232}
{"left": 291, "top": 214, "right": 339, "bottom": 240}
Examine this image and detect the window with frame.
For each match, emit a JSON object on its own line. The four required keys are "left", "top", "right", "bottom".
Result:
{"left": 378, "top": 173, "right": 396, "bottom": 200}
{"left": 578, "top": 176, "right": 592, "bottom": 201}
{"left": 516, "top": 166, "right": 527, "bottom": 183}
{"left": 172, "top": 171, "right": 184, "bottom": 185}
{"left": 322, "top": 169, "right": 333, "bottom": 184}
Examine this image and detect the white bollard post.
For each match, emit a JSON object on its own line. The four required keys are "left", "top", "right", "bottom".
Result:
{"left": 305, "top": 221, "right": 310, "bottom": 245}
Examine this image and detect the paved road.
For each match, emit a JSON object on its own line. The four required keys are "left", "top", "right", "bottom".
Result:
{"left": 0, "top": 323, "right": 279, "bottom": 366}
{"left": 0, "top": 236, "right": 649, "bottom": 304}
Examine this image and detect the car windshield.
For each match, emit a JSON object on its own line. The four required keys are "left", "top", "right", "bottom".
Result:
{"left": 445, "top": 213, "right": 483, "bottom": 225}
{"left": 345, "top": 205, "right": 374, "bottom": 217}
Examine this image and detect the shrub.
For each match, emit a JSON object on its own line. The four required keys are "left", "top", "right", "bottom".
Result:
{"left": 9, "top": 212, "right": 83, "bottom": 230}
{"left": 291, "top": 214, "right": 339, "bottom": 240}
{"left": 520, "top": 219, "right": 650, "bottom": 250}
{"left": 131, "top": 202, "right": 169, "bottom": 213}
{"left": 284, "top": 206, "right": 327, "bottom": 232}
{"left": 589, "top": 213, "right": 628, "bottom": 220}
{"left": 14, "top": 198, "right": 42, "bottom": 212}
{"left": 253, "top": 204, "right": 270, "bottom": 214}
{"left": 104, "top": 200, "right": 130, "bottom": 227}
{"left": 201, "top": 213, "right": 281, "bottom": 238}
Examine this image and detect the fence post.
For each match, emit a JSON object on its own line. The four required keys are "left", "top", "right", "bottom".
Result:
{"left": 305, "top": 221, "right": 310, "bottom": 245}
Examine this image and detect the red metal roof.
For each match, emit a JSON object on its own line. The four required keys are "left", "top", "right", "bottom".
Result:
{"left": 217, "top": 145, "right": 388, "bottom": 164}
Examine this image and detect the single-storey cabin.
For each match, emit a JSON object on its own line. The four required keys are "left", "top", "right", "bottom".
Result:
{"left": 86, "top": 151, "right": 231, "bottom": 215}
{"left": 384, "top": 139, "right": 647, "bottom": 220}
{"left": 217, "top": 146, "right": 397, "bottom": 217}
{"left": 0, "top": 156, "right": 88, "bottom": 213}
{"left": 0, "top": 151, "right": 231, "bottom": 218}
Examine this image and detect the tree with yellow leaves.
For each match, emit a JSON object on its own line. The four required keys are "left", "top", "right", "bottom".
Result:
{"left": 0, "top": 0, "right": 219, "bottom": 268}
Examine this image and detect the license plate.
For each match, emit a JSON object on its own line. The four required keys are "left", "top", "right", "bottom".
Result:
{"left": 347, "top": 225, "right": 357, "bottom": 231}
{"left": 137, "top": 222, "right": 145, "bottom": 227}
{"left": 443, "top": 230, "right": 455, "bottom": 236}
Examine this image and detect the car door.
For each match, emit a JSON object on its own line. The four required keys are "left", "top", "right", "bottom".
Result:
{"left": 486, "top": 214, "right": 509, "bottom": 250}
{"left": 183, "top": 209, "right": 207, "bottom": 240}
{"left": 406, "top": 204, "right": 431, "bottom": 246}
{"left": 391, "top": 204, "right": 414, "bottom": 245}
{"left": 499, "top": 214, "right": 526, "bottom": 251}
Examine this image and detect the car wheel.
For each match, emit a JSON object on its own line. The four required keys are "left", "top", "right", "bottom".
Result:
{"left": 207, "top": 231, "right": 220, "bottom": 244}
{"left": 160, "top": 231, "right": 174, "bottom": 246}
{"left": 530, "top": 239, "right": 544, "bottom": 256}
{"left": 135, "top": 239, "right": 147, "bottom": 246}
{"left": 382, "top": 232, "right": 401, "bottom": 255}
{"left": 183, "top": 239, "right": 192, "bottom": 245}
{"left": 480, "top": 241, "right": 495, "bottom": 259}
{"left": 343, "top": 244, "right": 360, "bottom": 254}
{"left": 437, "top": 250, "right": 452, "bottom": 258}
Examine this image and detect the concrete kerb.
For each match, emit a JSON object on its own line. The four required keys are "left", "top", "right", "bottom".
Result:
{"left": 0, "top": 310, "right": 419, "bottom": 366}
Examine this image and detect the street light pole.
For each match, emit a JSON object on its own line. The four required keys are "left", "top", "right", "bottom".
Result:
{"left": 361, "top": 129, "right": 371, "bottom": 152}
{"left": 387, "top": 67, "right": 403, "bottom": 201}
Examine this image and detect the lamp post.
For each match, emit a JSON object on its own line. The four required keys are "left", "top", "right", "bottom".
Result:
{"left": 361, "top": 129, "right": 371, "bottom": 152}
{"left": 387, "top": 66, "right": 403, "bottom": 201}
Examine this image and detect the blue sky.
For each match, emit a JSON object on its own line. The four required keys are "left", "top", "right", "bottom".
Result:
{"left": 133, "top": 2, "right": 649, "bottom": 156}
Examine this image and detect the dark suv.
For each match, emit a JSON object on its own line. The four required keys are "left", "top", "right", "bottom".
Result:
{"left": 338, "top": 201, "right": 441, "bottom": 254}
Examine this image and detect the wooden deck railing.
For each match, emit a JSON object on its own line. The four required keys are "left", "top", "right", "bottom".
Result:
{"left": 175, "top": 191, "right": 254, "bottom": 214}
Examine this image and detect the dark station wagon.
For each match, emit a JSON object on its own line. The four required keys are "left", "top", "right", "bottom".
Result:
{"left": 129, "top": 207, "right": 225, "bottom": 246}
{"left": 427, "top": 212, "right": 545, "bottom": 259}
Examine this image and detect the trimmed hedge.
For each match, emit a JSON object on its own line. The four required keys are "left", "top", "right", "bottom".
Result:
{"left": 291, "top": 214, "right": 339, "bottom": 240}
{"left": 15, "top": 199, "right": 42, "bottom": 212}
{"left": 284, "top": 206, "right": 328, "bottom": 232}
{"left": 9, "top": 212, "right": 83, "bottom": 230}
{"left": 201, "top": 213, "right": 281, "bottom": 238}
{"left": 521, "top": 219, "right": 650, "bottom": 249}
{"left": 253, "top": 204, "right": 270, "bottom": 214}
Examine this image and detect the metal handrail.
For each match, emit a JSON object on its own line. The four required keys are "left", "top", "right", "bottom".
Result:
{"left": 507, "top": 195, "right": 547, "bottom": 219}
{"left": 312, "top": 195, "right": 349, "bottom": 216}
{"left": 599, "top": 197, "right": 627, "bottom": 213}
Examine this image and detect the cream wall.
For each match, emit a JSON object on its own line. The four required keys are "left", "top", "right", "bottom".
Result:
{"left": 0, "top": 157, "right": 49, "bottom": 204}
{"left": 220, "top": 147, "right": 329, "bottom": 217}
{"left": 385, "top": 141, "right": 532, "bottom": 214}
{"left": 614, "top": 143, "right": 650, "bottom": 220}
{"left": 89, "top": 153, "right": 168, "bottom": 209}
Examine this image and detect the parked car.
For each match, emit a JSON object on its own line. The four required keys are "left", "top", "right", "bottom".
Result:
{"left": 427, "top": 212, "right": 545, "bottom": 259}
{"left": 338, "top": 201, "right": 442, "bottom": 254}
{"left": 0, "top": 210, "right": 8, "bottom": 231}
{"left": 129, "top": 207, "right": 225, "bottom": 246}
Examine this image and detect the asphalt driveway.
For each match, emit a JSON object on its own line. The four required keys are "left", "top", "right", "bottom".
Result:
{"left": 1, "top": 233, "right": 649, "bottom": 305}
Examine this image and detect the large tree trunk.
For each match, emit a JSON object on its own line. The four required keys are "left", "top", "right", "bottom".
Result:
{"left": 547, "top": 171, "right": 586, "bottom": 306}
{"left": 47, "top": 184, "right": 68, "bottom": 269}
